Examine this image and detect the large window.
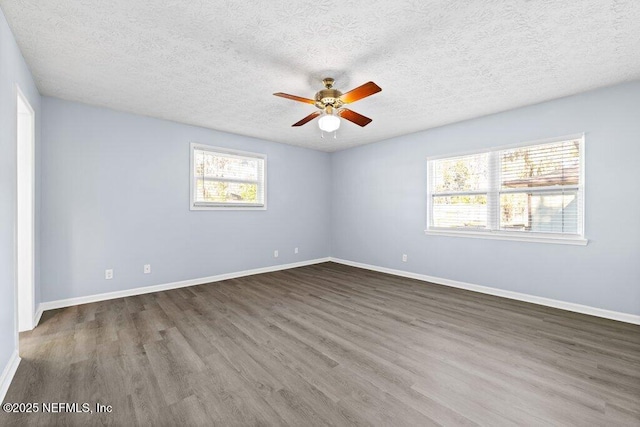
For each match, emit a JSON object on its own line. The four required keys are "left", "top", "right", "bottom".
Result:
{"left": 426, "top": 135, "right": 585, "bottom": 244}
{"left": 190, "top": 144, "right": 266, "bottom": 210}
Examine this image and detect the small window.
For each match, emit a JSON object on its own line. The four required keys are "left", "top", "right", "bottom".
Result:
{"left": 190, "top": 144, "right": 266, "bottom": 210}
{"left": 426, "top": 135, "right": 585, "bottom": 244}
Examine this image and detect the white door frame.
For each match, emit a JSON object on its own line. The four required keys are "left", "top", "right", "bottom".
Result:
{"left": 16, "top": 85, "right": 35, "bottom": 333}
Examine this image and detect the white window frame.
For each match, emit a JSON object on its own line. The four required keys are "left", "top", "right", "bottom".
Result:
{"left": 190, "top": 143, "right": 267, "bottom": 210}
{"left": 425, "top": 134, "right": 587, "bottom": 246}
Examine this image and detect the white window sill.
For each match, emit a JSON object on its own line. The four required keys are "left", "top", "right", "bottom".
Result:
{"left": 191, "top": 205, "right": 267, "bottom": 211}
{"left": 424, "top": 229, "right": 588, "bottom": 246}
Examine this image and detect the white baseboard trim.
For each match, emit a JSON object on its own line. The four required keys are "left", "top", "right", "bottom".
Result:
{"left": 330, "top": 258, "right": 640, "bottom": 325}
{"left": 33, "top": 306, "right": 43, "bottom": 328}
{"left": 39, "top": 258, "right": 331, "bottom": 313}
{"left": 36, "top": 256, "right": 640, "bottom": 326}
{"left": 0, "top": 351, "right": 21, "bottom": 403}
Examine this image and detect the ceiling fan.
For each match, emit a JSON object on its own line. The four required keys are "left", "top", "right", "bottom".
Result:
{"left": 273, "top": 78, "right": 382, "bottom": 133}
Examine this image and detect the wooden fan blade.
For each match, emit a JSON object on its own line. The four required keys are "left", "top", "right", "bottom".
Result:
{"left": 292, "top": 111, "right": 321, "bottom": 127}
{"left": 339, "top": 108, "right": 372, "bottom": 127}
{"left": 273, "top": 92, "right": 316, "bottom": 104}
{"left": 339, "top": 81, "right": 381, "bottom": 104}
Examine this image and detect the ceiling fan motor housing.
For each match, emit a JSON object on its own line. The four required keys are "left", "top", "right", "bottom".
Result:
{"left": 315, "top": 88, "right": 344, "bottom": 110}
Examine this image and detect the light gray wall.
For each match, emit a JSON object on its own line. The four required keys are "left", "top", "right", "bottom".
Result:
{"left": 0, "top": 8, "right": 41, "bottom": 378}
{"left": 332, "top": 81, "right": 640, "bottom": 316}
{"left": 41, "top": 97, "right": 331, "bottom": 302}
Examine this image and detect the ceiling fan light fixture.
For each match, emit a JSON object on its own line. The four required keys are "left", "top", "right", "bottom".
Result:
{"left": 318, "top": 114, "right": 340, "bottom": 132}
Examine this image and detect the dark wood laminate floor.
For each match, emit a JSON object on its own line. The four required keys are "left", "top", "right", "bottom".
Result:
{"left": 2, "top": 262, "right": 639, "bottom": 426}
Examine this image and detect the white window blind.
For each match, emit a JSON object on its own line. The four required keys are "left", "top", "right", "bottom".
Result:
{"left": 427, "top": 135, "right": 584, "bottom": 242}
{"left": 190, "top": 144, "right": 266, "bottom": 209}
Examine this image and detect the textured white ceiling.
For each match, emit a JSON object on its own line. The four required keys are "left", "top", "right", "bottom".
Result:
{"left": 2, "top": 1, "right": 640, "bottom": 151}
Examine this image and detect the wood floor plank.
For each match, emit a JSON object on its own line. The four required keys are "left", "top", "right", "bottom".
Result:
{"left": 2, "top": 262, "right": 639, "bottom": 426}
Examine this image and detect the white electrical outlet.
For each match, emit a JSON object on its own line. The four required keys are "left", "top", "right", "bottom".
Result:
{"left": 294, "top": 247, "right": 299, "bottom": 254}
{"left": 274, "top": 250, "right": 279, "bottom": 258}
{"left": 144, "top": 264, "right": 151, "bottom": 274}
{"left": 402, "top": 254, "right": 408, "bottom": 262}
{"left": 105, "top": 269, "right": 113, "bottom": 280}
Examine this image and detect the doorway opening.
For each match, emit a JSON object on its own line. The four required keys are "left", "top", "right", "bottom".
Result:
{"left": 16, "top": 87, "right": 35, "bottom": 333}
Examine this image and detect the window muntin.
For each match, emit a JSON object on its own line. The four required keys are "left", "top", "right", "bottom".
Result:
{"left": 191, "top": 144, "right": 266, "bottom": 209}
{"left": 427, "top": 136, "right": 584, "bottom": 240}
